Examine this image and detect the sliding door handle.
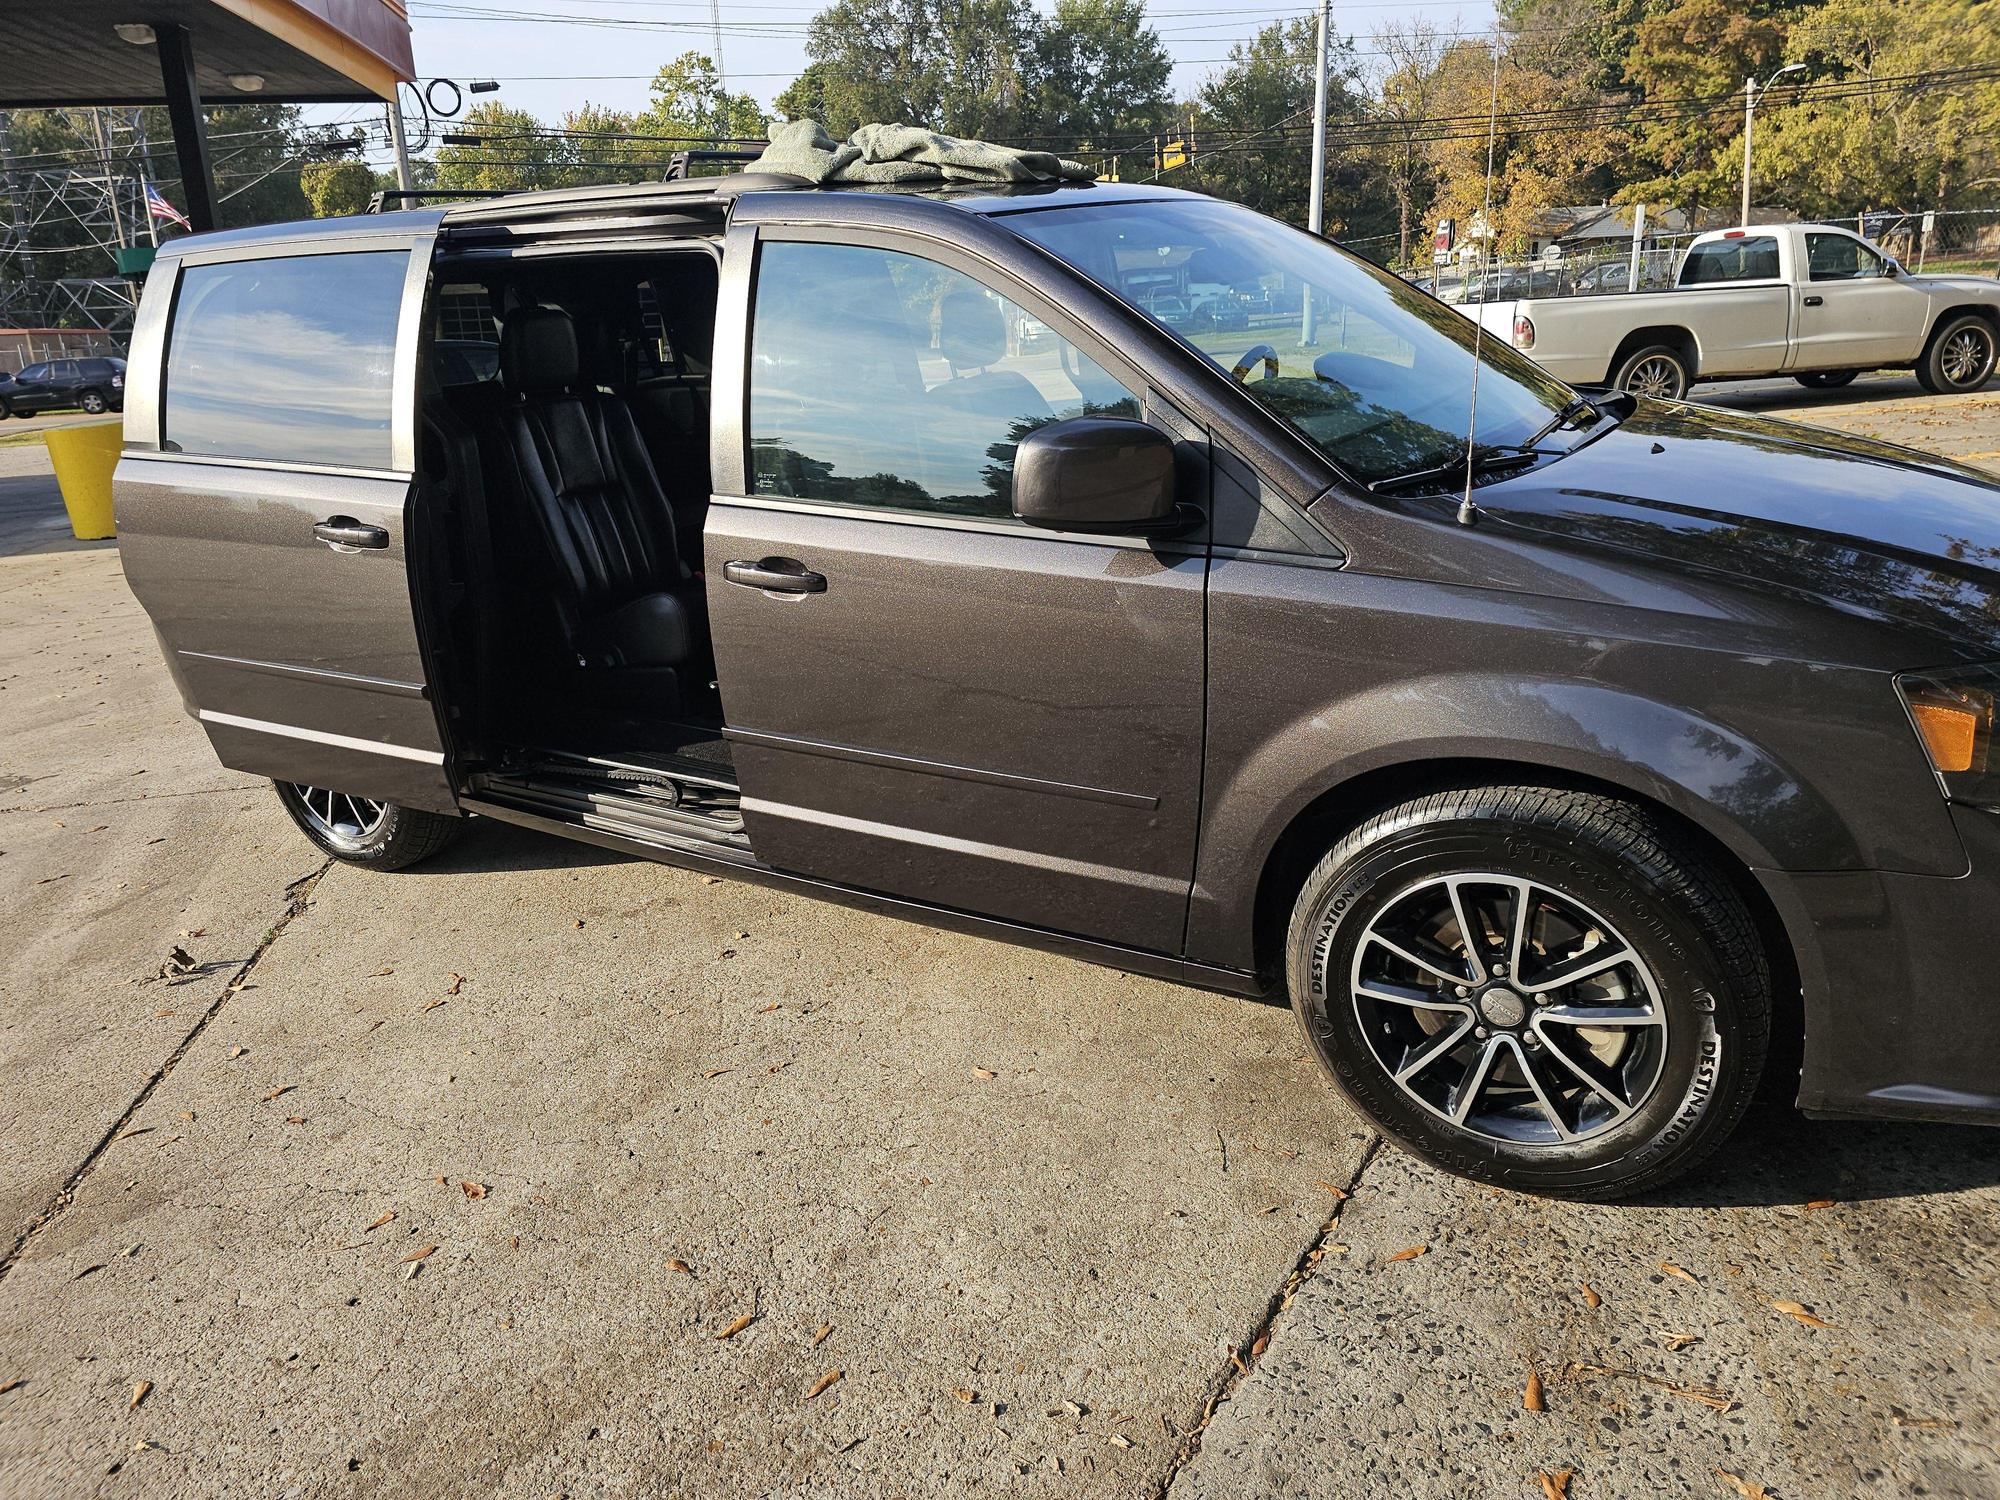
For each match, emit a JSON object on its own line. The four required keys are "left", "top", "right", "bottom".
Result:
{"left": 313, "top": 516, "right": 389, "bottom": 551}
{"left": 724, "top": 557, "right": 826, "bottom": 594}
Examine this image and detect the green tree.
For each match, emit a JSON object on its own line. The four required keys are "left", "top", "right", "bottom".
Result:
{"left": 775, "top": 0, "right": 1038, "bottom": 137}
{"left": 299, "top": 157, "right": 380, "bottom": 218}
{"left": 635, "top": 52, "right": 769, "bottom": 145}
{"left": 1028, "top": 0, "right": 1173, "bottom": 144}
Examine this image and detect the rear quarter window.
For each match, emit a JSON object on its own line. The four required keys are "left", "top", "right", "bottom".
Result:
{"left": 164, "top": 250, "right": 409, "bottom": 468}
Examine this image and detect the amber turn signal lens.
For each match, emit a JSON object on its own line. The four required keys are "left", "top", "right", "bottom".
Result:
{"left": 1910, "top": 700, "right": 1981, "bottom": 773}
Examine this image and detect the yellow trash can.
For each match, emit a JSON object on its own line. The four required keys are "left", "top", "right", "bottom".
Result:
{"left": 44, "top": 420, "right": 125, "bottom": 540}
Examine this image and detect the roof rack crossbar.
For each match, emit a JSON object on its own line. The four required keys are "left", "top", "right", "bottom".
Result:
{"left": 367, "top": 188, "right": 516, "bottom": 214}
{"left": 663, "top": 148, "right": 766, "bottom": 182}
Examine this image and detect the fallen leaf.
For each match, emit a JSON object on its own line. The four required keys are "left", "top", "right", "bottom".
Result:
{"left": 444, "top": 973, "right": 464, "bottom": 995}
{"left": 1580, "top": 1281, "right": 1602, "bottom": 1310}
{"left": 973, "top": 1067, "right": 997, "bottom": 1079}
{"left": 228, "top": 1046, "right": 246, "bottom": 1059}
{"left": 1249, "top": 1331, "right": 1270, "bottom": 1359}
{"left": 455, "top": 1180, "right": 486, "bottom": 1200}
{"left": 1659, "top": 1262, "right": 1699, "bottom": 1284}
{"left": 1659, "top": 1331, "right": 1701, "bottom": 1351}
{"left": 1386, "top": 1245, "right": 1428, "bottom": 1263}
{"left": 1804, "top": 1198, "right": 1836, "bottom": 1211}
{"left": 1714, "top": 1468, "right": 1770, "bottom": 1500}
{"left": 757, "top": 1002, "right": 781, "bottom": 1014}
{"left": 177, "top": 1111, "right": 194, "bottom": 1122}
{"left": 572, "top": 918, "right": 585, "bottom": 928}
{"left": 364, "top": 1212, "right": 395, "bottom": 1232}
{"left": 129, "top": 1381, "right": 151, "bottom": 1410}
{"left": 399, "top": 1244, "right": 438, "bottom": 1264}
{"left": 702, "top": 1068, "right": 731, "bottom": 1080}
{"left": 284, "top": 1115, "right": 306, "bottom": 1125}
{"left": 1314, "top": 1180, "right": 1350, "bottom": 1200}
{"left": 950, "top": 1386, "right": 977, "bottom": 1403}
{"left": 666, "top": 1257, "right": 693, "bottom": 1276}
{"left": 421, "top": 998, "right": 446, "bottom": 1013}
{"left": 717, "top": 1314, "right": 754, "bottom": 1340}
{"left": 1108, "top": 1433, "right": 1133, "bottom": 1449}
{"left": 1537, "top": 1469, "right": 1575, "bottom": 1500}
{"left": 370, "top": 966, "right": 395, "bottom": 977}
{"left": 0, "top": 1378, "right": 22, "bottom": 1396}
{"left": 117, "top": 1127, "right": 152, "bottom": 1141}
{"left": 811, "top": 1323, "right": 832, "bottom": 1347}
{"left": 805, "top": 1369, "right": 842, "bottom": 1400}
{"left": 1772, "top": 1298, "right": 1835, "bottom": 1329}
{"left": 260, "top": 1085, "right": 293, "bottom": 1102}
{"left": 1892, "top": 1413, "right": 1957, "bottom": 1430}
{"left": 153, "top": 1009, "right": 175, "bottom": 1019}
{"left": 1524, "top": 1366, "right": 1546, "bottom": 1412}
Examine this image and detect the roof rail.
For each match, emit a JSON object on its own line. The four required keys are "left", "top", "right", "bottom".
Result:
{"left": 366, "top": 187, "right": 514, "bottom": 214}
{"left": 663, "top": 148, "right": 766, "bottom": 182}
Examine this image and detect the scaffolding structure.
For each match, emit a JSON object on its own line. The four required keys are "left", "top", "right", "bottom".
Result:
{"left": 0, "top": 107, "right": 150, "bottom": 338}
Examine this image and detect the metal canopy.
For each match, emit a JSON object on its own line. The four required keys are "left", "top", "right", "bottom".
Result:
{"left": 0, "top": 0, "right": 415, "bottom": 107}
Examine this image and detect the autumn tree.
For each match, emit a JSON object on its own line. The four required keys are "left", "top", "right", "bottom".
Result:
{"left": 300, "top": 157, "right": 381, "bottom": 218}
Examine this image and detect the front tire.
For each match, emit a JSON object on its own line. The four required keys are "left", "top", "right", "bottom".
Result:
{"left": 1611, "top": 343, "right": 1691, "bottom": 400}
{"left": 1916, "top": 314, "right": 1998, "bottom": 394}
{"left": 273, "top": 781, "right": 463, "bottom": 870}
{"left": 1286, "top": 786, "right": 1769, "bottom": 1199}
{"left": 1795, "top": 369, "right": 1860, "bottom": 389}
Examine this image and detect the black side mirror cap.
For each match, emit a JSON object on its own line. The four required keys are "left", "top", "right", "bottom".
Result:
{"left": 1012, "top": 415, "right": 1182, "bottom": 534}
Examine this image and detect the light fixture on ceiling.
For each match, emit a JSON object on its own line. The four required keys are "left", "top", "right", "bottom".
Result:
{"left": 113, "top": 23, "right": 157, "bottom": 44}
{"left": 227, "top": 72, "right": 265, "bottom": 93}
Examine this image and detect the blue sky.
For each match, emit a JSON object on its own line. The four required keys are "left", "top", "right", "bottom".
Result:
{"left": 321, "top": 0, "right": 1496, "bottom": 168}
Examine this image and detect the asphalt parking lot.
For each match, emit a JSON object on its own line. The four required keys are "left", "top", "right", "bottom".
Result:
{"left": 2, "top": 378, "right": 1998, "bottom": 1499}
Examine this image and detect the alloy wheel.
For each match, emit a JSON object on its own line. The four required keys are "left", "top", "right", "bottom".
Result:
{"left": 287, "top": 783, "right": 388, "bottom": 851}
{"left": 1624, "top": 355, "right": 1684, "bottom": 399}
{"left": 1349, "top": 873, "right": 1670, "bottom": 1146}
{"left": 1941, "top": 326, "right": 1994, "bottom": 389}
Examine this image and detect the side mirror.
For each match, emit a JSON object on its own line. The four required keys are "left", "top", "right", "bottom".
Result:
{"left": 1012, "top": 415, "right": 1182, "bottom": 534}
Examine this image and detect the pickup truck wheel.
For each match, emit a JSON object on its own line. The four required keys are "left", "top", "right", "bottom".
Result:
{"left": 1795, "top": 369, "right": 1860, "bottom": 389}
{"left": 274, "top": 781, "right": 463, "bottom": 870}
{"left": 1286, "top": 786, "right": 1770, "bottom": 1200}
{"left": 1611, "top": 345, "right": 1690, "bottom": 400}
{"left": 1917, "top": 314, "right": 1998, "bottom": 395}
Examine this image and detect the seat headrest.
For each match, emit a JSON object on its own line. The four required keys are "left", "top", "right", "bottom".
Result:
{"left": 936, "top": 286, "right": 1007, "bottom": 370}
{"left": 501, "top": 305, "right": 580, "bottom": 394}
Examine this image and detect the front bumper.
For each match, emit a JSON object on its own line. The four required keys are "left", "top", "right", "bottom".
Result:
{"left": 1763, "top": 806, "right": 2000, "bottom": 1124}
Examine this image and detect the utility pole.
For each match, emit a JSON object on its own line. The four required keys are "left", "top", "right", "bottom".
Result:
{"left": 1739, "top": 75, "right": 1756, "bottom": 227}
{"left": 1303, "top": 0, "right": 1330, "bottom": 345}
{"left": 387, "top": 96, "right": 414, "bottom": 192}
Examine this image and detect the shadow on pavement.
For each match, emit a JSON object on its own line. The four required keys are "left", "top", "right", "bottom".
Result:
{"left": 0, "top": 469, "right": 112, "bottom": 559}
{"left": 1636, "top": 1101, "right": 2000, "bottom": 1209}
{"left": 1698, "top": 372, "right": 1931, "bottom": 413}
{"left": 411, "top": 816, "right": 638, "bottom": 877}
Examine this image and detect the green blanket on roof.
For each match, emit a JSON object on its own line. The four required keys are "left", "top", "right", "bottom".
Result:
{"left": 748, "top": 120, "right": 1093, "bottom": 186}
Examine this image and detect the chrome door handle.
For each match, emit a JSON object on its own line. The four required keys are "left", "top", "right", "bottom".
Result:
{"left": 1802, "top": 294, "right": 1824, "bottom": 307}
{"left": 313, "top": 516, "right": 389, "bottom": 551}
{"left": 723, "top": 557, "right": 826, "bottom": 594}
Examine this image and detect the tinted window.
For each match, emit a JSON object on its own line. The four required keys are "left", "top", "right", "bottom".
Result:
{"left": 749, "top": 240, "right": 1139, "bottom": 520}
{"left": 1008, "top": 198, "right": 1580, "bottom": 487}
{"left": 17, "top": 363, "right": 49, "bottom": 382}
{"left": 1807, "top": 233, "right": 1885, "bottom": 281}
{"left": 1680, "top": 237, "right": 1780, "bottom": 284}
{"left": 166, "top": 250, "right": 408, "bottom": 467}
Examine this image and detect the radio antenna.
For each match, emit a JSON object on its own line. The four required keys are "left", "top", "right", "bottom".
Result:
{"left": 1457, "top": 26, "right": 1504, "bottom": 527}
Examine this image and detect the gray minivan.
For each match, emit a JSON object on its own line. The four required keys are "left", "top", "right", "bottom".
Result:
{"left": 116, "top": 175, "right": 2000, "bottom": 1198}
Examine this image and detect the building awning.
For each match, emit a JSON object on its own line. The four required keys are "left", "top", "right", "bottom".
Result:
{"left": 0, "top": 0, "right": 415, "bottom": 106}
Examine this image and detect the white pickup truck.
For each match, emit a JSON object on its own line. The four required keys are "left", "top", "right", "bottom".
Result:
{"left": 1473, "top": 222, "right": 2000, "bottom": 399}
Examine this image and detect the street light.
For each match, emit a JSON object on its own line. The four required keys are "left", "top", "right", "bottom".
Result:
{"left": 1741, "top": 62, "right": 1806, "bottom": 226}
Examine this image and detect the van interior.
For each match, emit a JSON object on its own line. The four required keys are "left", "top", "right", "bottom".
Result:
{"left": 412, "top": 242, "right": 746, "bottom": 853}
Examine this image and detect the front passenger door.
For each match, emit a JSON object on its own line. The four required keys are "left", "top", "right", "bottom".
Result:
{"left": 705, "top": 231, "right": 1208, "bottom": 954}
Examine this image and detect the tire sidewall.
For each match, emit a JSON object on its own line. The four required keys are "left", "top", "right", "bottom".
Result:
{"left": 1290, "top": 814, "right": 1738, "bottom": 1195}
{"left": 1924, "top": 316, "right": 1997, "bottom": 394}
{"left": 273, "top": 782, "right": 454, "bottom": 869}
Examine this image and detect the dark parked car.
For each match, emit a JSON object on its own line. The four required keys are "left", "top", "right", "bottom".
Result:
{"left": 0, "top": 356, "right": 126, "bottom": 417}
{"left": 114, "top": 178, "right": 2000, "bottom": 1199}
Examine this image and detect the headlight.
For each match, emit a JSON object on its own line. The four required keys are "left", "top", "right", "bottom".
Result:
{"left": 1897, "top": 664, "right": 2000, "bottom": 805}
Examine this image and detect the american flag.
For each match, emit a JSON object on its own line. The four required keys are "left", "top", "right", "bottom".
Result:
{"left": 144, "top": 182, "right": 191, "bottom": 231}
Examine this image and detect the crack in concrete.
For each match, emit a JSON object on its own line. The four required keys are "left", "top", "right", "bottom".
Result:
{"left": 0, "top": 780, "right": 265, "bottom": 817}
{"left": 0, "top": 859, "right": 332, "bottom": 1284}
{"left": 1147, "top": 1133, "right": 1384, "bottom": 1499}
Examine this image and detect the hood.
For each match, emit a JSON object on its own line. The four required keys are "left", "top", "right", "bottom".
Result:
{"left": 1909, "top": 272, "right": 2000, "bottom": 296}
{"left": 1475, "top": 398, "right": 2000, "bottom": 662}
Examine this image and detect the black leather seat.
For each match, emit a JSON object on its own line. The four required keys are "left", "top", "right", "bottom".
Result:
{"left": 495, "top": 306, "right": 694, "bottom": 685}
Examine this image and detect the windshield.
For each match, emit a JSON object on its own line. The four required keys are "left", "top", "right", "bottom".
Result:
{"left": 1002, "top": 197, "right": 1582, "bottom": 485}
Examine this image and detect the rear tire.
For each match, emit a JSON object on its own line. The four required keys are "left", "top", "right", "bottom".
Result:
{"left": 1286, "top": 786, "right": 1769, "bottom": 1200}
{"left": 78, "top": 389, "right": 107, "bottom": 414}
{"left": 273, "top": 781, "right": 463, "bottom": 870}
{"left": 1795, "top": 369, "right": 1860, "bottom": 389}
{"left": 1916, "top": 314, "right": 1998, "bottom": 394}
{"left": 1611, "top": 343, "right": 1691, "bottom": 400}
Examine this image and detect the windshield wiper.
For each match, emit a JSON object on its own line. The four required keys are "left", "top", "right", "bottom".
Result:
{"left": 1521, "top": 393, "right": 1601, "bottom": 449}
{"left": 1368, "top": 447, "right": 1541, "bottom": 496}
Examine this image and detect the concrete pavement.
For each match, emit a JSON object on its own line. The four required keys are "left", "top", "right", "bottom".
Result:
{"left": 1, "top": 379, "right": 1998, "bottom": 1498}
